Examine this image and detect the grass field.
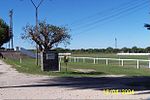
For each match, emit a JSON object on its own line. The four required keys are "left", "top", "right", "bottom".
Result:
{"left": 3, "top": 53, "right": 150, "bottom": 77}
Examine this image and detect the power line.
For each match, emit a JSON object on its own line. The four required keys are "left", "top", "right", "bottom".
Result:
{"left": 71, "top": 0, "right": 149, "bottom": 36}
{"left": 70, "top": 0, "right": 142, "bottom": 27}
{"left": 73, "top": 3, "right": 149, "bottom": 36}
{"left": 72, "top": 0, "right": 149, "bottom": 31}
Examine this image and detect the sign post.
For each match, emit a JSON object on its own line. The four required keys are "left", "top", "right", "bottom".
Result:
{"left": 64, "top": 55, "right": 69, "bottom": 72}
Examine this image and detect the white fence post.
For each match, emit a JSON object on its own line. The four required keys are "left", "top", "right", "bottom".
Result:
{"left": 121, "top": 59, "right": 124, "bottom": 66}
{"left": 20, "top": 58, "right": 22, "bottom": 64}
{"left": 74, "top": 57, "right": 76, "bottom": 62}
{"left": 20, "top": 53, "right": 22, "bottom": 64}
{"left": 149, "top": 61, "right": 150, "bottom": 69}
{"left": 94, "top": 58, "right": 96, "bottom": 64}
{"left": 137, "top": 60, "right": 139, "bottom": 69}
{"left": 59, "top": 57, "right": 61, "bottom": 71}
{"left": 106, "top": 59, "right": 108, "bottom": 65}
{"left": 59, "top": 57, "right": 61, "bottom": 64}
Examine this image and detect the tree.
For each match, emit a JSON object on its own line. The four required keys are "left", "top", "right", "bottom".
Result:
{"left": 144, "top": 24, "right": 150, "bottom": 30}
{"left": 144, "top": 23, "right": 150, "bottom": 53}
{"left": 146, "top": 47, "right": 150, "bottom": 53}
{"left": 106, "top": 47, "right": 113, "bottom": 53}
{"left": 0, "top": 19, "right": 11, "bottom": 47}
{"left": 22, "top": 21, "right": 71, "bottom": 52}
{"left": 131, "top": 46, "right": 138, "bottom": 53}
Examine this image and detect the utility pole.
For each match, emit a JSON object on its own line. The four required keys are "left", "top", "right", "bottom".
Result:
{"left": 9, "top": 9, "right": 14, "bottom": 50}
{"left": 115, "top": 37, "right": 117, "bottom": 49}
{"left": 8, "top": 41, "right": 10, "bottom": 49}
{"left": 30, "top": 0, "right": 44, "bottom": 66}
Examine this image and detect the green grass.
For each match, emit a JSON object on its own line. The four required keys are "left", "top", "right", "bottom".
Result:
{"left": 65, "top": 62, "right": 150, "bottom": 76}
{"left": 3, "top": 58, "right": 106, "bottom": 77}
{"left": 3, "top": 56, "right": 150, "bottom": 77}
{"left": 69, "top": 57, "right": 149, "bottom": 69}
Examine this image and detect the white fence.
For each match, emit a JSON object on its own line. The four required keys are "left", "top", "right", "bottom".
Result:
{"left": 60, "top": 56, "right": 150, "bottom": 69}
{"left": 117, "top": 53, "right": 150, "bottom": 56}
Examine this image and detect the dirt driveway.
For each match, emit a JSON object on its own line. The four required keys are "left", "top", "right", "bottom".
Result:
{"left": 0, "top": 60, "right": 150, "bottom": 99}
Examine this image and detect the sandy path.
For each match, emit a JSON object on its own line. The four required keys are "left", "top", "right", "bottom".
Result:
{"left": 0, "top": 60, "right": 150, "bottom": 99}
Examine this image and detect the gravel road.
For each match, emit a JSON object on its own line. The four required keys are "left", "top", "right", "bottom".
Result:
{"left": 0, "top": 60, "right": 150, "bottom": 99}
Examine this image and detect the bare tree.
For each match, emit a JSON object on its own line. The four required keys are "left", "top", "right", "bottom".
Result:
{"left": 22, "top": 21, "right": 71, "bottom": 52}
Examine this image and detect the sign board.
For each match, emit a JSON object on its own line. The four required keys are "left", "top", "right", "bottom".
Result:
{"left": 46, "top": 53, "right": 55, "bottom": 60}
{"left": 41, "top": 50, "right": 59, "bottom": 71}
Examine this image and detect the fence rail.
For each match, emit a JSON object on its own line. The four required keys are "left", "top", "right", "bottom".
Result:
{"left": 60, "top": 56, "right": 150, "bottom": 69}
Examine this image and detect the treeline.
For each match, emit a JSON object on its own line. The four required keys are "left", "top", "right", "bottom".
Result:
{"left": 54, "top": 46, "right": 150, "bottom": 53}
{"left": 2, "top": 46, "right": 150, "bottom": 54}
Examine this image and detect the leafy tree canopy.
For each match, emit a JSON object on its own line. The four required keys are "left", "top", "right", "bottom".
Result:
{"left": 0, "top": 18, "right": 11, "bottom": 47}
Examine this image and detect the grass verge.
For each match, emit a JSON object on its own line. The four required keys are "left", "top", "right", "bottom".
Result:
{"left": 3, "top": 57, "right": 150, "bottom": 77}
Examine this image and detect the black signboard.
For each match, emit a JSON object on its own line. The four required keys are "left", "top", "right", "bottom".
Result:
{"left": 41, "top": 50, "right": 59, "bottom": 71}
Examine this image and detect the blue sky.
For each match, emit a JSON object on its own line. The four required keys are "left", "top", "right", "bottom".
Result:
{"left": 0, "top": 0, "right": 150, "bottom": 49}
